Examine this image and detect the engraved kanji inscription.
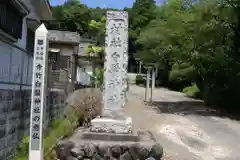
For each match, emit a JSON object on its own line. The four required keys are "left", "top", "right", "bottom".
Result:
{"left": 35, "top": 72, "right": 42, "bottom": 79}
{"left": 35, "top": 81, "right": 41, "bottom": 87}
{"left": 33, "top": 116, "right": 40, "bottom": 122}
{"left": 34, "top": 98, "right": 41, "bottom": 104}
{"left": 32, "top": 132, "right": 40, "bottom": 139}
{"left": 108, "top": 76, "right": 121, "bottom": 88}
{"left": 34, "top": 107, "right": 40, "bottom": 113}
{"left": 33, "top": 124, "right": 40, "bottom": 131}
{"left": 107, "top": 95, "right": 117, "bottom": 103}
{"left": 35, "top": 89, "right": 40, "bottom": 96}
{"left": 30, "top": 24, "right": 48, "bottom": 152}
{"left": 104, "top": 11, "right": 128, "bottom": 110}
{"left": 110, "top": 63, "right": 121, "bottom": 72}
{"left": 37, "top": 39, "right": 43, "bottom": 45}
{"left": 110, "top": 37, "right": 121, "bottom": 47}
{"left": 111, "top": 52, "right": 120, "bottom": 62}
{"left": 110, "top": 22, "right": 123, "bottom": 34}
{"left": 36, "top": 64, "right": 42, "bottom": 70}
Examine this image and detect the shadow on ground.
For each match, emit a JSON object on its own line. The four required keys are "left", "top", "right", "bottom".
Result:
{"left": 148, "top": 100, "right": 240, "bottom": 120}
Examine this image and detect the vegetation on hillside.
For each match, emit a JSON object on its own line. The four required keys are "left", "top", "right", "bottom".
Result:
{"left": 51, "top": 0, "right": 240, "bottom": 113}
{"left": 137, "top": 0, "right": 240, "bottom": 110}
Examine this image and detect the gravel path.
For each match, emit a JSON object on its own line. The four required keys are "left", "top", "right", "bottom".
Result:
{"left": 124, "top": 85, "right": 240, "bottom": 160}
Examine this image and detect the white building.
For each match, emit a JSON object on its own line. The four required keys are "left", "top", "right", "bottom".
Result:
{"left": 0, "top": 0, "right": 52, "bottom": 159}
{"left": 76, "top": 38, "right": 98, "bottom": 86}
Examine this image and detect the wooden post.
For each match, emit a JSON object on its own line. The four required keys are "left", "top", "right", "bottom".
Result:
{"left": 72, "top": 47, "right": 78, "bottom": 91}
{"left": 139, "top": 61, "right": 142, "bottom": 74}
{"left": 151, "top": 68, "right": 155, "bottom": 102}
{"left": 29, "top": 24, "right": 49, "bottom": 160}
{"left": 70, "top": 54, "right": 75, "bottom": 92}
{"left": 95, "top": 76, "right": 98, "bottom": 88}
{"left": 145, "top": 67, "right": 151, "bottom": 102}
{"left": 47, "top": 62, "right": 52, "bottom": 123}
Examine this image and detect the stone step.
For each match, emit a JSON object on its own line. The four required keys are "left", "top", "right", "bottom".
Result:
{"left": 82, "top": 131, "right": 140, "bottom": 142}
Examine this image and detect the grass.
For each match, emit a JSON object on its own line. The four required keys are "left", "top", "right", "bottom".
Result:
{"left": 13, "top": 106, "right": 81, "bottom": 160}
{"left": 182, "top": 83, "right": 202, "bottom": 99}
{"left": 13, "top": 88, "right": 102, "bottom": 160}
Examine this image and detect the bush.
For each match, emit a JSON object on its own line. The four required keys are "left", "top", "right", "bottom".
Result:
{"left": 182, "top": 83, "right": 202, "bottom": 99}
{"left": 13, "top": 88, "right": 102, "bottom": 160}
{"left": 169, "top": 63, "right": 196, "bottom": 91}
{"left": 11, "top": 137, "right": 29, "bottom": 160}
{"left": 13, "top": 105, "right": 81, "bottom": 160}
{"left": 91, "top": 68, "right": 104, "bottom": 88}
{"left": 66, "top": 88, "right": 102, "bottom": 127}
{"left": 136, "top": 75, "right": 145, "bottom": 85}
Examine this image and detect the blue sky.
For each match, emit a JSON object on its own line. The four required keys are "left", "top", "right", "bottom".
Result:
{"left": 50, "top": 0, "right": 135, "bottom": 9}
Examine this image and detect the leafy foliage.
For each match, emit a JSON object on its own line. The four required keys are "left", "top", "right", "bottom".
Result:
{"left": 182, "top": 83, "right": 202, "bottom": 99}
{"left": 137, "top": 0, "right": 240, "bottom": 108}
{"left": 129, "top": 0, "right": 157, "bottom": 54}
{"left": 13, "top": 105, "right": 82, "bottom": 160}
{"left": 91, "top": 68, "right": 104, "bottom": 88}
{"left": 52, "top": 1, "right": 91, "bottom": 35}
{"left": 135, "top": 75, "right": 145, "bottom": 85}
{"left": 51, "top": 0, "right": 240, "bottom": 110}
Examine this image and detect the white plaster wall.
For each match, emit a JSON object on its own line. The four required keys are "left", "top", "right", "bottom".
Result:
{"left": 16, "top": 0, "right": 50, "bottom": 50}
{"left": 22, "top": 0, "right": 40, "bottom": 21}
{"left": 15, "top": 0, "right": 40, "bottom": 50}
{"left": 78, "top": 42, "right": 91, "bottom": 56}
{"left": 86, "top": 65, "right": 93, "bottom": 75}
{"left": 60, "top": 47, "right": 73, "bottom": 56}
{"left": 76, "top": 64, "right": 93, "bottom": 85}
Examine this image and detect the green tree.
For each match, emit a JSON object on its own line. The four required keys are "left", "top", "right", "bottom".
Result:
{"left": 129, "top": 0, "right": 157, "bottom": 55}
{"left": 137, "top": 0, "right": 196, "bottom": 86}
{"left": 137, "top": 0, "right": 240, "bottom": 108}
{"left": 52, "top": 1, "right": 91, "bottom": 35}
{"left": 88, "top": 16, "right": 106, "bottom": 45}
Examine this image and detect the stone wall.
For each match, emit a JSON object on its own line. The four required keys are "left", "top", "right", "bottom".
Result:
{"left": 56, "top": 140, "right": 163, "bottom": 160}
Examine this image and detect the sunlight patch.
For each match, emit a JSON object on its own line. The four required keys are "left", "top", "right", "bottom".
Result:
{"left": 158, "top": 123, "right": 231, "bottom": 159}
{"left": 208, "top": 146, "right": 230, "bottom": 159}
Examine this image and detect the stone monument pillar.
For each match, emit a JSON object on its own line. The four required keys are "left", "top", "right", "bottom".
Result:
{"left": 63, "top": 12, "right": 163, "bottom": 159}
{"left": 103, "top": 11, "right": 128, "bottom": 111}
{"left": 91, "top": 11, "right": 132, "bottom": 134}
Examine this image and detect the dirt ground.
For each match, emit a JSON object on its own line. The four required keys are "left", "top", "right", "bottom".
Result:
{"left": 124, "top": 85, "right": 240, "bottom": 160}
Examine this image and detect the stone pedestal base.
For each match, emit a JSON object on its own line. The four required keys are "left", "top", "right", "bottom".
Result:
{"left": 55, "top": 128, "right": 164, "bottom": 160}
{"left": 90, "top": 117, "right": 133, "bottom": 134}
{"left": 54, "top": 110, "right": 163, "bottom": 160}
